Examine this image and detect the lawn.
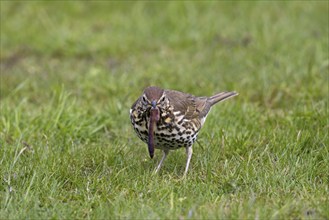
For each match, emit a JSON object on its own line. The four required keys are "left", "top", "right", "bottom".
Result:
{"left": 1, "top": 1, "right": 328, "bottom": 219}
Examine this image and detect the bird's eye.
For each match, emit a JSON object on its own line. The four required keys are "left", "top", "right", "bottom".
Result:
{"left": 160, "top": 96, "right": 166, "bottom": 102}
{"left": 142, "top": 96, "right": 147, "bottom": 102}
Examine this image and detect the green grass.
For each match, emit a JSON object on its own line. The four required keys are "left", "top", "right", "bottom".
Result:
{"left": 1, "top": 1, "right": 328, "bottom": 219}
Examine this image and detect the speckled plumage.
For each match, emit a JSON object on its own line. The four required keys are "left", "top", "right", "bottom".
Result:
{"left": 130, "top": 86, "right": 238, "bottom": 175}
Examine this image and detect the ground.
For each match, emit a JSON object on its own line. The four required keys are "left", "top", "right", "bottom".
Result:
{"left": 0, "top": 2, "right": 328, "bottom": 219}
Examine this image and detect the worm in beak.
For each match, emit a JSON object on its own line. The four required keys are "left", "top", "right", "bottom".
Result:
{"left": 148, "top": 100, "right": 159, "bottom": 158}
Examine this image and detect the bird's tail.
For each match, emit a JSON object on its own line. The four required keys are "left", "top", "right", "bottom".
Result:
{"left": 208, "top": 91, "right": 238, "bottom": 106}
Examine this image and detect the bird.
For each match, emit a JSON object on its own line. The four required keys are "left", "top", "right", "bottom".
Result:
{"left": 130, "top": 86, "right": 238, "bottom": 175}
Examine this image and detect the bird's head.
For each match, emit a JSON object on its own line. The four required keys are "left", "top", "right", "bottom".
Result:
{"left": 140, "top": 86, "right": 168, "bottom": 112}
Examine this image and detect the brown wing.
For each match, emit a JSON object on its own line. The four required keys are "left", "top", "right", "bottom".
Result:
{"left": 165, "top": 90, "right": 211, "bottom": 120}
{"left": 194, "top": 97, "right": 212, "bottom": 119}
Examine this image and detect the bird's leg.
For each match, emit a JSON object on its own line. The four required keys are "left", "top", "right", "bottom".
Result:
{"left": 154, "top": 149, "right": 169, "bottom": 173}
{"left": 184, "top": 146, "right": 193, "bottom": 176}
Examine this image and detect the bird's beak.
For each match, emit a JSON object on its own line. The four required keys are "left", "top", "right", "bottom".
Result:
{"left": 150, "top": 100, "right": 159, "bottom": 121}
{"left": 148, "top": 100, "right": 159, "bottom": 159}
{"left": 151, "top": 100, "right": 157, "bottom": 109}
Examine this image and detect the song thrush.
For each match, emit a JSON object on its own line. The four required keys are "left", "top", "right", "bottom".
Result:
{"left": 130, "top": 86, "right": 238, "bottom": 175}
